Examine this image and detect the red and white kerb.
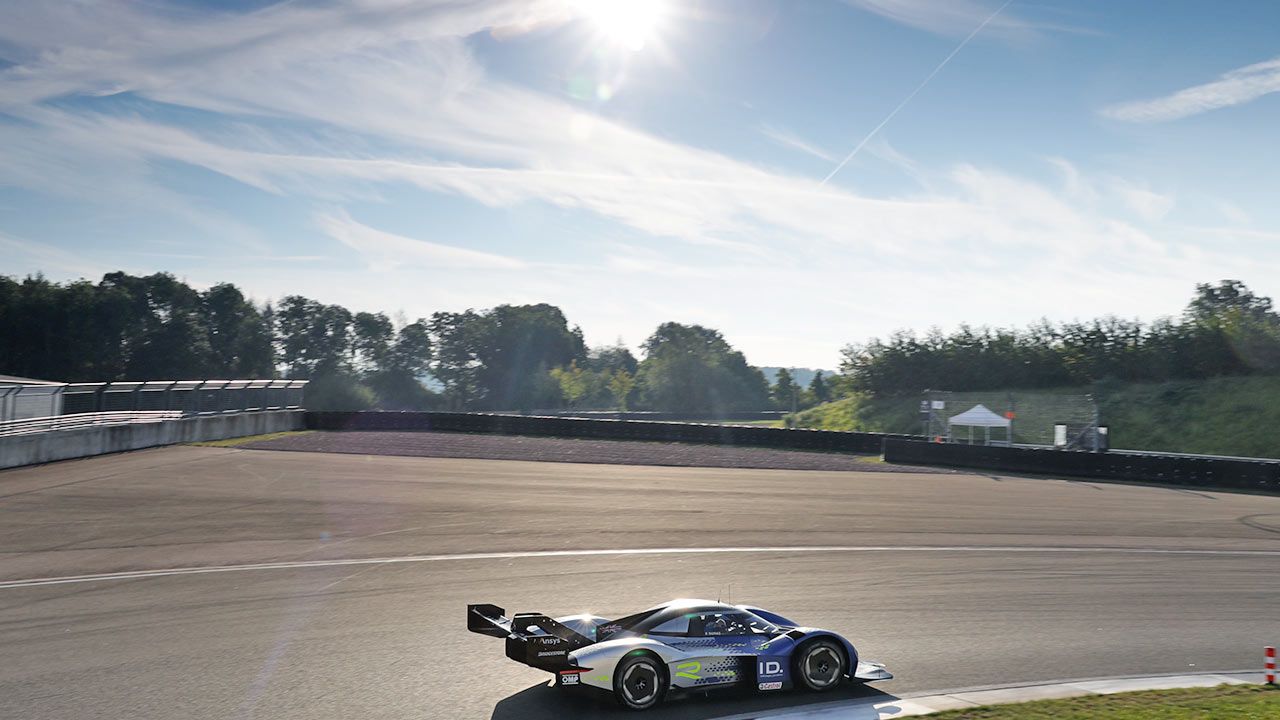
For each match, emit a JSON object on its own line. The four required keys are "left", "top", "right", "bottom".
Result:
{"left": 1267, "top": 646, "right": 1276, "bottom": 685}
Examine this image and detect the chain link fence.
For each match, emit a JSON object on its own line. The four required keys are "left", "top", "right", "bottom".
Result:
{"left": 921, "top": 389, "right": 1100, "bottom": 448}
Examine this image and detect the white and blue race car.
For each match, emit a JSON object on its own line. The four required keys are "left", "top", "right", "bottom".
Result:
{"left": 468, "top": 598, "right": 892, "bottom": 711}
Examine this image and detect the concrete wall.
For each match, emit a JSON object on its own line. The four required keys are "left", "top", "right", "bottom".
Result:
{"left": 0, "top": 410, "right": 304, "bottom": 470}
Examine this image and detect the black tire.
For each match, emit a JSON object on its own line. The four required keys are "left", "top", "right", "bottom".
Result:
{"left": 613, "top": 654, "right": 666, "bottom": 711}
{"left": 793, "top": 638, "right": 845, "bottom": 692}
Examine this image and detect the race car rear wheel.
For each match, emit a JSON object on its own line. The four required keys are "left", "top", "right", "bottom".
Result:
{"left": 614, "top": 653, "right": 665, "bottom": 711}
{"left": 794, "top": 638, "right": 845, "bottom": 692}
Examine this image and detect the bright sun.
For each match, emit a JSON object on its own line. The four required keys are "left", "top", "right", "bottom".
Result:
{"left": 573, "top": 0, "right": 668, "bottom": 52}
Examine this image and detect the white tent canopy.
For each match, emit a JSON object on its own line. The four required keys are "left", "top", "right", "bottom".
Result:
{"left": 947, "top": 404, "right": 1012, "bottom": 446}
{"left": 947, "top": 404, "right": 1010, "bottom": 428}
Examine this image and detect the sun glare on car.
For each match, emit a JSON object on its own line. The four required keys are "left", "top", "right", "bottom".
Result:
{"left": 573, "top": 0, "right": 669, "bottom": 52}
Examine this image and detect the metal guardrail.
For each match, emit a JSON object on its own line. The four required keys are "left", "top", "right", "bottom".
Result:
{"left": 0, "top": 378, "right": 307, "bottom": 435}
{"left": 0, "top": 411, "right": 185, "bottom": 437}
{"left": 60, "top": 379, "right": 307, "bottom": 415}
{"left": 2, "top": 379, "right": 310, "bottom": 423}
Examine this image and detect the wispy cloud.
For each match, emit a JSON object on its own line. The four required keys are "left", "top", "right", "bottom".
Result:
{"left": 0, "top": 1, "right": 1236, "bottom": 276}
{"left": 318, "top": 210, "right": 525, "bottom": 271}
{"left": 0, "top": 231, "right": 111, "bottom": 278}
{"left": 1108, "top": 178, "right": 1174, "bottom": 223}
{"left": 1102, "top": 57, "right": 1280, "bottom": 122}
{"left": 864, "top": 137, "right": 924, "bottom": 185}
{"left": 840, "top": 0, "right": 1037, "bottom": 39}
{"left": 1215, "top": 201, "right": 1251, "bottom": 226}
{"left": 0, "top": 0, "right": 1162, "bottom": 270}
{"left": 0, "top": 1, "right": 1274, "bottom": 366}
{"left": 1045, "top": 158, "right": 1176, "bottom": 223}
{"left": 758, "top": 123, "right": 835, "bottom": 162}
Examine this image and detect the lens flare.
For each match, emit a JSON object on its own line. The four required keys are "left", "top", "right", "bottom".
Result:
{"left": 573, "top": 0, "right": 668, "bottom": 51}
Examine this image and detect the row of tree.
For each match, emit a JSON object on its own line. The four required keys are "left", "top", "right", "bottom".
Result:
{"left": 0, "top": 272, "right": 275, "bottom": 382}
{"left": 0, "top": 273, "right": 797, "bottom": 414}
{"left": 770, "top": 367, "right": 833, "bottom": 412}
{"left": 840, "top": 281, "right": 1280, "bottom": 395}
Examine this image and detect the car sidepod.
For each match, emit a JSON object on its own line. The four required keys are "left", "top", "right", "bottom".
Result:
{"left": 636, "top": 632, "right": 802, "bottom": 694}
{"left": 567, "top": 634, "right": 779, "bottom": 695}
{"left": 561, "top": 626, "right": 885, "bottom": 699}
{"left": 660, "top": 636, "right": 758, "bottom": 691}
{"left": 564, "top": 637, "right": 677, "bottom": 693}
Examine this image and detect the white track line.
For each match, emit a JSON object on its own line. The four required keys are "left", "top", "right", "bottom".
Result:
{"left": 3, "top": 544, "right": 1279, "bottom": 589}
{"left": 708, "top": 671, "right": 1262, "bottom": 719}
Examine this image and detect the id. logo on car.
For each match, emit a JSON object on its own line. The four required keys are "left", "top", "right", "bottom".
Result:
{"left": 758, "top": 660, "right": 783, "bottom": 677}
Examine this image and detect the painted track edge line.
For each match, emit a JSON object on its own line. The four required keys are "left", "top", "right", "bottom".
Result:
{"left": 706, "top": 670, "right": 1262, "bottom": 720}
{"left": 3, "top": 544, "right": 1280, "bottom": 589}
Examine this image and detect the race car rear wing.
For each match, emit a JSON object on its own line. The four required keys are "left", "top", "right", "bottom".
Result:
{"left": 467, "top": 603, "right": 595, "bottom": 672}
{"left": 467, "top": 603, "right": 512, "bottom": 638}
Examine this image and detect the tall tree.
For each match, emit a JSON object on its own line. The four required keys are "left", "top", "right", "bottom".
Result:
{"left": 809, "top": 370, "right": 831, "bottom": 404}
{"left": 586, "top": 343, "right": 638, "bottom": 375}
{"left": 471, "top": 304, "right": 586, "bottom": 411}
{"left": 274, "top": 296, "right": 353, "bottom": 378}
{"left": 108, "top": 272, "right": 212, "bottom": 380}
{"left": 608, "top": 369, "right": 636, "bottom": 410}
{"left": 352, "top": 311, "right": 395, "bottom": 373}
{"left": 636, "top": 323, "right": 770, "bottom": 414}
{"left": 1186, "top": 280, "right": 1274, "bottom": 323}
{"left": 550, "top": 361, "right": 590, "bottom": 408}
{"left": 772, "top": 368, "right": 799, "bottom": 411}
{"left": 202, "top": 283, "right": 273, "bottom": 378}
{"left": 388, "top": 319, "right": 433, "bottom": 377}
{"left": 429, "top": 310, "right": 485, "bottom": 410}
{"left": 1184, "top": 280, "right": 1280, "bottom": 374}
{"left": 363, "top": 318, "right": 436, "bottom": 409}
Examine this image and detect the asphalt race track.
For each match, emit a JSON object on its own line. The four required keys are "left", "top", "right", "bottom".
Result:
{"left": 3, "top": 445, "right": 1280, "bottom": 719}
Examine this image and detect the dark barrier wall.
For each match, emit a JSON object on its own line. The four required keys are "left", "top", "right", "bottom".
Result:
{"left": 883, "top": 439, "right": 1280, "bottom": 492}
{"left": 306, "top": 411, "right": 914, "bottom": 454}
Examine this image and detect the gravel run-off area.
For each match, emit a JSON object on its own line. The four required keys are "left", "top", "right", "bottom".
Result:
{"left": 239, "top": 430, "right": 944, "bottom": 473}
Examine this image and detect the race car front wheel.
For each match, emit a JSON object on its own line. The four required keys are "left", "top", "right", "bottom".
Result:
{"left": 614, "top": 654, "right": 665, "bottom": 711}
{"left": 794, "top": 639, "right": 845, "bottom": 692}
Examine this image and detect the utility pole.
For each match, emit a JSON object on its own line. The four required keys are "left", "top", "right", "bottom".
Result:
{"left": 1091, "top": 395, "right": 1100, "bottom": 453}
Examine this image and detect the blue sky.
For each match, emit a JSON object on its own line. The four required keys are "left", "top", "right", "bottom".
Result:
{"left": 3, "top": 0, "right": 1280, "bottom": 368}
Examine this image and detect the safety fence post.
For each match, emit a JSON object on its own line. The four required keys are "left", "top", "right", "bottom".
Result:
{"left": 1267, "top": 646, "right": 1275, "bottom": 684}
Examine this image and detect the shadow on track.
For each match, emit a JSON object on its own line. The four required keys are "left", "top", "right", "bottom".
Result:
{"left": 492, "top": 680, "right": 896, "bottom": 720}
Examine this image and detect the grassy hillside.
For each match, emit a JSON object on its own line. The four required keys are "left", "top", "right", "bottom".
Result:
{"left": 788, "top": 393, "right": 918, "bottom": 434}
{"left": 1097, "top": 375, "right": 1280, "bottom": 457}
{"left": 791, "top": 375, "right": 1280, "bottom": 459}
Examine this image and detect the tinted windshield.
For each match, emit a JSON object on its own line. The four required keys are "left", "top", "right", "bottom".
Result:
{"left": 627, "top": 606, "right": 779, "bottom": 636}
{"left": 693, "top": 611, "right": 779, "bottom": 636}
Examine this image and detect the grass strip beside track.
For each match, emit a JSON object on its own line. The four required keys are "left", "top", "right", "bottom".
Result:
{"left": 929, "top": 684, "right": 1278, "bottom": 719}
{"left": 191, "top": 430, "right": 313, "bottom": 447}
